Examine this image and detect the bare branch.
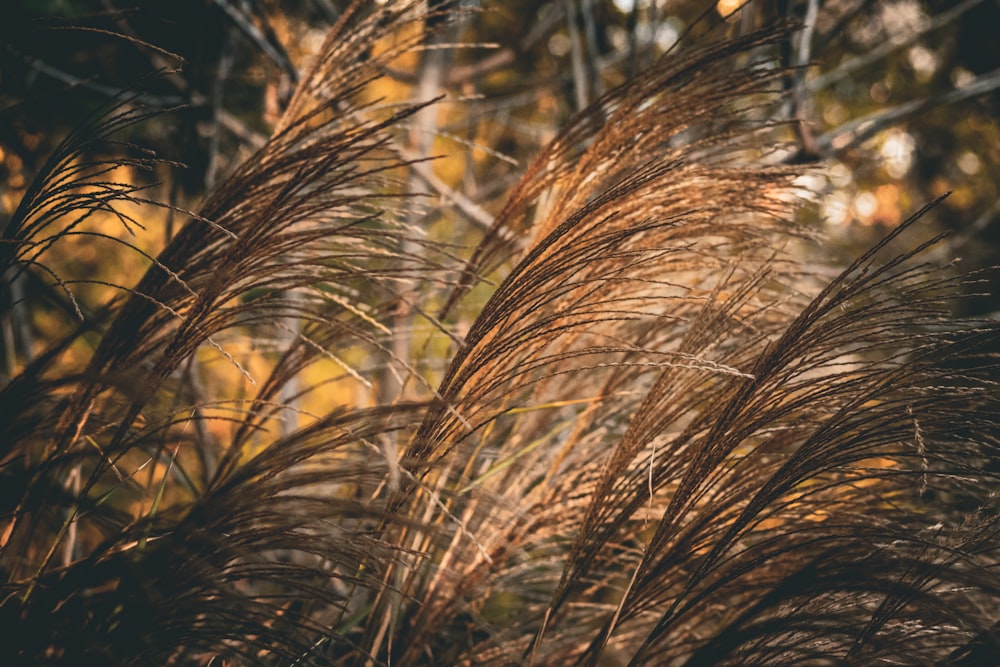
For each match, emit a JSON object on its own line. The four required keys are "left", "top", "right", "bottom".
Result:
{"left": 816, "top": 67, "right": 1000, "bottom": 157}
{"left": 808, "top": 0, "right": 985, "bottom": 94}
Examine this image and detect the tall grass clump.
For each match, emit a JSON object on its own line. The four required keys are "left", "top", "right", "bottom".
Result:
{"left": 1, "top": 2, "right": 998, "bottom": 665}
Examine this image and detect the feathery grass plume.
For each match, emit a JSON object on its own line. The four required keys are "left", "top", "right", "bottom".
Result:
{"left": 1, "top": 1, "right": 999, "bottom": 665}
{"left": 1, "top": 1, "right": 454, "bottom": 663}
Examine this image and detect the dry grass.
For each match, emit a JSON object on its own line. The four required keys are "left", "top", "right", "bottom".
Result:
{"left": 1, "top": 2, "right": 998, "bottom": 665}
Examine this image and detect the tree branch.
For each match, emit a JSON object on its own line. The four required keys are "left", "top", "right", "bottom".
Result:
{"left": 815, "top": 67, "right": 1000, "bottom": 158}
{"left": 808, "top": 0, "right": 985, "bottom": 94}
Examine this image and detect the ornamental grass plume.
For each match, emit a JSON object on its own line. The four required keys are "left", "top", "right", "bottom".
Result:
{"left": 1, "top": 1, "right": 998, "bottom": 665}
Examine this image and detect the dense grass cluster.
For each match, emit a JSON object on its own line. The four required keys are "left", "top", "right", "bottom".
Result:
{"left": 1, "top": 2, "right": 998, "bottom": 665}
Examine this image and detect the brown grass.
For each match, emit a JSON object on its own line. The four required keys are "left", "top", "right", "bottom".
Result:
{"left": 1, "top": 2, "right": 997, "bottom": 665}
